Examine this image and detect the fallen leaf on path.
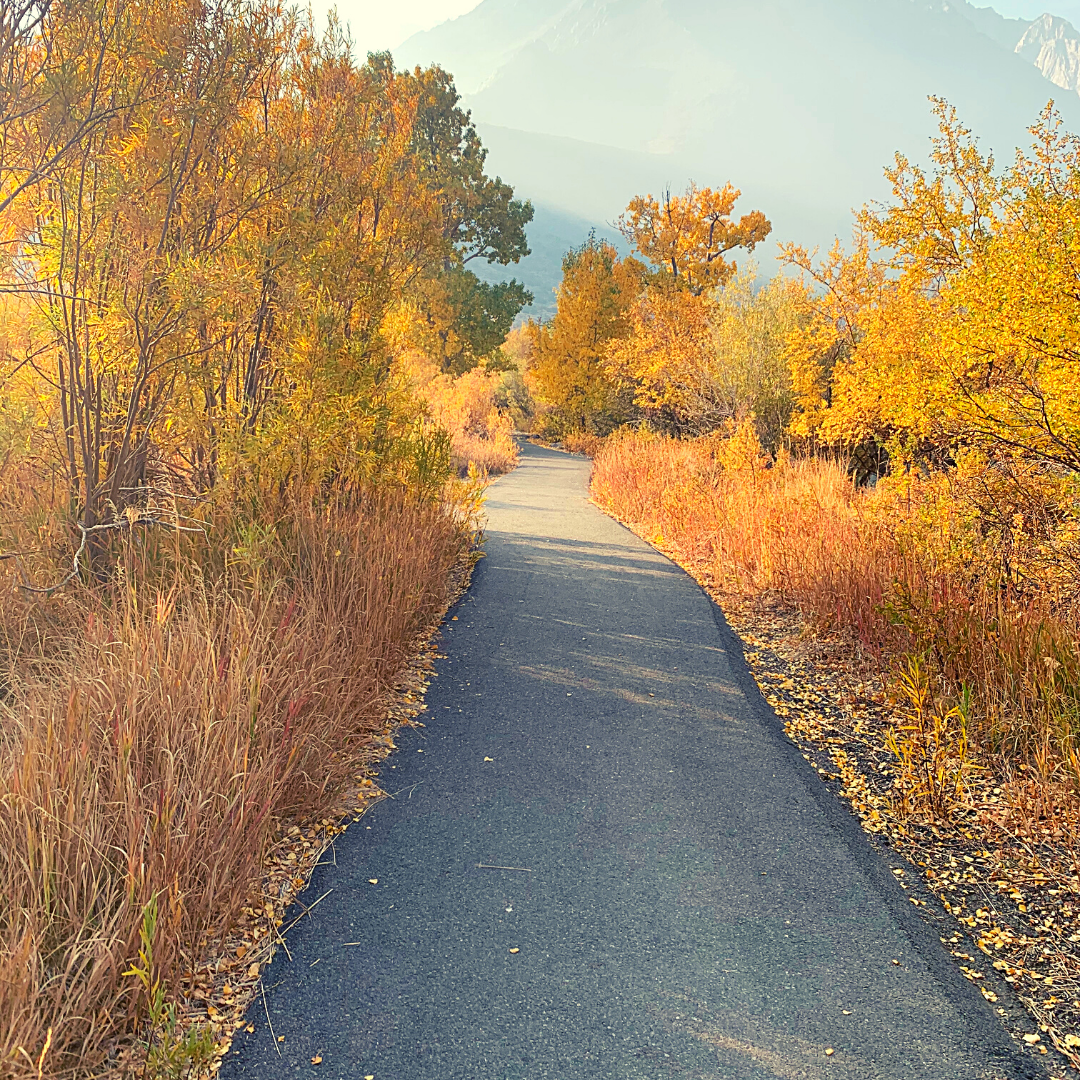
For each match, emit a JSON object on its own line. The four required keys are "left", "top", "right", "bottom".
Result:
{"left": 368, "top": 878, "right": 378, "bottom": 884}
{"left": 311, "top": 1055, "right": 322, "bottom": 1064}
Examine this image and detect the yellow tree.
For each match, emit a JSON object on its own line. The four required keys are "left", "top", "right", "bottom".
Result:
{"left": 706, "top": 267, "right": 806, "bottom": 448}
{"left": 605, "top": 182, "right": 775, "bottom": 434}
{"left": 782, "top": 99, "right": 1080, "bottom": 474}
{"left": 527, "top": 234, "right": 642, "bottom": 434}
{"left": 604, "top": 287, "right": 713, "bottom": 432}
{"left": 617, "top": 182, "right": 771, "bottom": 294}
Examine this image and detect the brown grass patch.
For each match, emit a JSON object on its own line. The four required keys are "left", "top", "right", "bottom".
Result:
{"left": 0, "top": 488, "right": 467, "bottom": 1078}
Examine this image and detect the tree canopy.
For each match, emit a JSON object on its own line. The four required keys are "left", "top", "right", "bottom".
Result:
{"left": 618, "top": 183, "right": 771, "bottom": 295}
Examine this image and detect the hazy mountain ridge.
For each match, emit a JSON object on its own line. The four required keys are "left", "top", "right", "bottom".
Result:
{"left": 398, "top": 0, "right": 1080, "bottom": 316}
{"left": 924, "top": 0, "right": 1032, "bottom": 51}
{"left": 1018, "top": 13, "right": 1080, "bottom": 94}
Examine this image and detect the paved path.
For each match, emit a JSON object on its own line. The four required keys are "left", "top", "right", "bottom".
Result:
{"left": 224, "top": 442, "right": 1030, "bottom": 1080}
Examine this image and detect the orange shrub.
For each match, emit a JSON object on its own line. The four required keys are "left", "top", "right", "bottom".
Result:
{"left": 397, "top": 351, "right": 518, "bottom": 476}
{"left": 561, "top": 431, "right": 605, "bottom": 457}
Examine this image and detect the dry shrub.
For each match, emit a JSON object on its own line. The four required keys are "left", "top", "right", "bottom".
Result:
{"left": 0, "top": 487, "right": 465, "bottom": 1078}
{"left": 592, "top": 428, "right": 1080, "bottom": 777}
{"left": 398, "top": 351, "right": 518, "bottom": 476}
{"left": 561, "top": 431, "right": 605, "bottom": 457}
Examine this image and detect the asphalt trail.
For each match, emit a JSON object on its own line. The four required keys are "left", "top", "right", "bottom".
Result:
{"left": 224, "top": 442, "right": 1032, "bottom": 1080}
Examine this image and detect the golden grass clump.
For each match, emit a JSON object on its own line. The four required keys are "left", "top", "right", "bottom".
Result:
{"left": 560, "top": 431, "right": 605, "bottom": 458}
{"left": 396, "top": 351, "right": 519, "bottom": 477}
{"left": 0, "top": 488, "right": 465, "bottom": 1078}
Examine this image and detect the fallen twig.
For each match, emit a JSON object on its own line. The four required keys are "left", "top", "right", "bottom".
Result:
{"left": 260, "top": 980, "right": 280, "bottom": 1057}
{"left": 279, "top": 889, "right": 333, "bottom": 935}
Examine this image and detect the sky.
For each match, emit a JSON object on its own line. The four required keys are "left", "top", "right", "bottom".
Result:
{"left": 316, "top": 1, "right": 1080, "bottom": 58}
{"left": 981, "top": 0, "right": 1080, "bottom": 27}
{"left": 309, "top": 0, "right": 482, "bottom": 57}
{"left": 991, "top": 0, "right": 1079, "bottom": 15}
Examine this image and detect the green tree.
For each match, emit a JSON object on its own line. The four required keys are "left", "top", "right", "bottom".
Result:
{"left": 398, "top": 60, "right": 533, "bottom": 267}
{"left": 372, "top": 57, "right": 534, "bottom": 373}
{"left": 418, "top": 266, "right": 532, "bottom": 374}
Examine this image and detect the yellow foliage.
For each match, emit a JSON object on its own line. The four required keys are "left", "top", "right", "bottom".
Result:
{"left": 618, "top": 182, "right": 771, "bottom": 294}
{"left": 606, "top": 266, "right": 803, "bottom": 444}
{"left": 396, "top": 349, "right": 518, "bottom": 476}
{"left": 527, "top": 235, "right": 641, "bottom": 435}
{"left": 606, "top": 288, "right": 714, "bottom": 429}
{"left": 0, "top": 3, "right": 530, "bottom": 541}
{"left": 783, "top": 99, "right": 1080, "bottom": 475}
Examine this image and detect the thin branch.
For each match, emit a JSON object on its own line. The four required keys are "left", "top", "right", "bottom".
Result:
{"left": 14, "top": 515, "right": 205, "bottom": 595}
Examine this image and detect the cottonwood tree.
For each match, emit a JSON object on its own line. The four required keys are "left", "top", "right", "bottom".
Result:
{"left": 618, "top": 182, "right": 770, "bottom": 295}
{"left": 527, "top": 235, "right": 642, "bottom": 435}
{"left": 782, "top": 99, "right": 1080, "bottom": 474}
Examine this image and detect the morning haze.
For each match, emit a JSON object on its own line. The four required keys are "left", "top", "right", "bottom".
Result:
{"left": 396, "top": 0, "right": 1080, "bottom": 313}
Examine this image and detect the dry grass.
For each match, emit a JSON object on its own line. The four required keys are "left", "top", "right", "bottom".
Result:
{"left": 560, "top": 432, "right": 605, "bottom": 458}
{"left": 397, "top": 351, "right": 519, "bottom": 477}
{"left": 592, "top": 429, "right": 1080, "bottom": 778}
{"left": 0, "top": 486, "right": 466, "bottom": 1078}
{"left": 449, "top": 429, "right": 517, "bottom": 476}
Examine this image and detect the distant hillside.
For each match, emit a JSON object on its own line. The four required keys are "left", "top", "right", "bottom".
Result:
{"left": 472, "top": 200, "right": 624, "bottom": 319}
{"left": 399, "top": 0, "right": 1080, "bottom": 316}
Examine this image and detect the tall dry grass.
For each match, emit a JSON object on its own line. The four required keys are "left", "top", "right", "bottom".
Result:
{"left": 560, "top": 432, "right": 605, "bottom": 458}
{"left": 0, "top": 487, "right": 466, "bottom": 1078}
{"left": 397, "top": 352, "right": 518, "bottom": 476}
{"left": 592, "top": 429, "right": 1080, "bottom": 778}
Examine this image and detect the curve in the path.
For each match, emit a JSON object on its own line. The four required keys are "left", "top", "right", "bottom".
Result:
{"left": 223, "top": 442, "right": 1032, "bottom": 1080}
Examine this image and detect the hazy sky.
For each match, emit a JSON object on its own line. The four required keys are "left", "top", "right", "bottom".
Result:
{"left": 979, "top": 0, "right": 1080, "bottom": 27}
{"left": 314, "top": 0, "right": 1080, "bottom": 58}
{"left": 991, "top": 0, "right": 1080, "bottom": 15}
{"left": 309, "top": 0, "right": 482, "bottom": 57}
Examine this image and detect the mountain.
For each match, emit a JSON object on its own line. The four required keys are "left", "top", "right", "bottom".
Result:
{"left": 1017, "top": 12, "right": 1080, "bottom": 95}
{"left": 399, "top": 0, "right": 1080, "bottom": 316}
{"left": 932, "top": 0, "right": 1032, "bottom": 52}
